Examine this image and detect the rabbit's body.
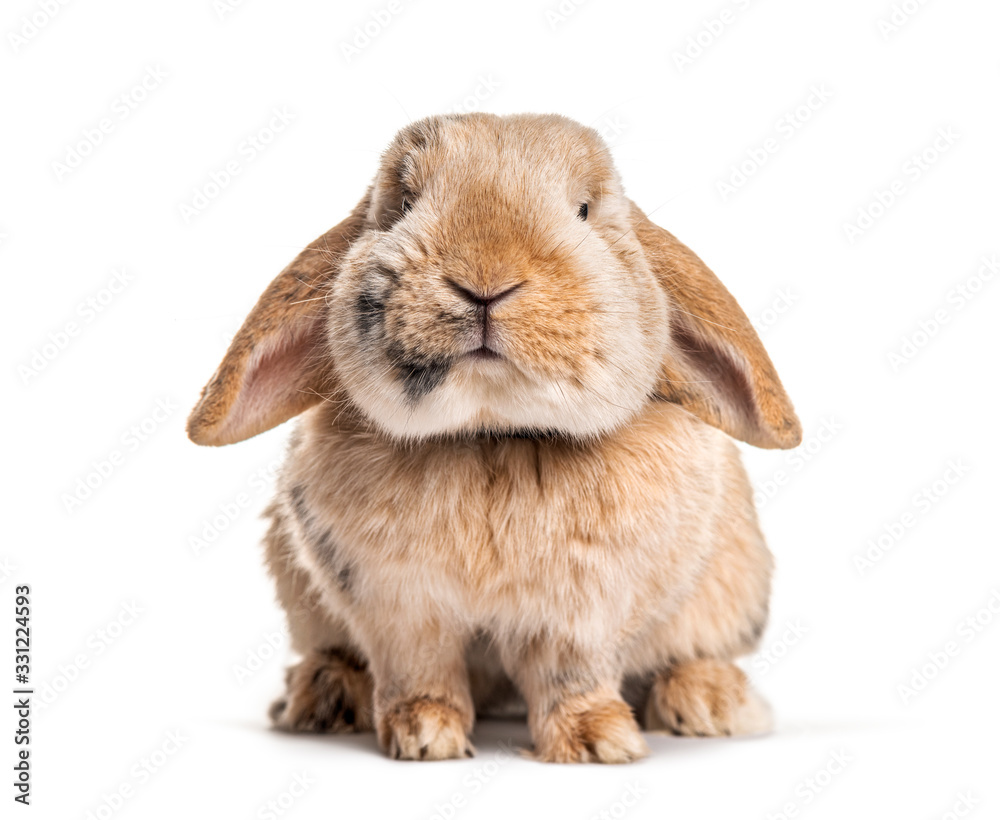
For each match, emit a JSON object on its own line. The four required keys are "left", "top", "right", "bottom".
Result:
{"left": 264, "top": 396, "right": 772, "bottom": 760}
{"left": 188, "top": 113, "right": 800, "bottom": 762}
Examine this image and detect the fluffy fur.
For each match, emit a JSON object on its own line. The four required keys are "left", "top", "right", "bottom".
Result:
{"left": 188, "top": 113, "right": 801, "bottom": 763}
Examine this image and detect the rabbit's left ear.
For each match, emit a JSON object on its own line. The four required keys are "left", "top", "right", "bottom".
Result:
{"left": 630, "top": 201, "right": 802, "bottom": 449}
{"left": 187, "top": 193, "right": 371, "bottom": 446}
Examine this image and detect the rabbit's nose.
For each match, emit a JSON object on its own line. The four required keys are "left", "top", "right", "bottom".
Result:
{"left": 446, "top": 280, "right": 523, "bottom": 310}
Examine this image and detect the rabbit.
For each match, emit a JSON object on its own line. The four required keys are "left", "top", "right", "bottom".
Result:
{"left": 187, "top": 112, "right": 802, "bottom": 763}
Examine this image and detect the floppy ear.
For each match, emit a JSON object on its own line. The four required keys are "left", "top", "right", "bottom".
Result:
{"left": 187, "top": 193, "right": 371, "bottom": 446}
{"left": 630, "top": 201, "right": 802, "bottom": 449}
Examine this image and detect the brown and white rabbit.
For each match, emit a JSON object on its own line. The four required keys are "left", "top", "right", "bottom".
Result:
{"left": 187, "top": 113, "right": 802, "bottom": 763}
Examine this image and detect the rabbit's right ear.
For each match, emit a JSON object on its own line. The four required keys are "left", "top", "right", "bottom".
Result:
{"left": 630, "top": 201, "right": 802, "bottom": 449}
{"left": 187, "top": 192, "right": 371, "bottom": 446}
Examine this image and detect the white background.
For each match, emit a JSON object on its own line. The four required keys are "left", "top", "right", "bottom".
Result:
{"left": 3, "top": 0, "right": 999, "bottom": 818}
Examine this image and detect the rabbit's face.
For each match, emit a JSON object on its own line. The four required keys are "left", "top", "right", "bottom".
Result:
{"left": 327, "top": 114, "right": 669, "bottom": 439}
{"left": 188, "top": 113, "right": 800, "bottom": 450}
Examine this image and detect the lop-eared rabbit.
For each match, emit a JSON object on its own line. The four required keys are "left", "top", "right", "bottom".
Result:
{"left": 188, "top": 113, "right": 801, "bottom": 763}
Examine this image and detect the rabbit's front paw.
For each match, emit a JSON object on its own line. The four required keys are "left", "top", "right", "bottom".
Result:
{"left": 379, "top": 695, "right": 475, "bottom": 761}
{"left": 270, "top": 648, "right": 373, "bottom": 733}
{"left": 645, "top": 659, "right": 772, "bottom": 737}
{"left": 534, "top": 693, "right": 648, "bottom": 764}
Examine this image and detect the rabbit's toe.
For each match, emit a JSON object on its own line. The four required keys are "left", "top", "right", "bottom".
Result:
{"left": 270, "top": 648, "right": 373, "bottom": 733}
{"left": 380, "top": 696, "right": 475, "bottom": 761}
{"left": 645, "top": 659, "right": 772, "bottom": 737}
{"left": 534, "top": 693, "right": 648, "bottom": 763}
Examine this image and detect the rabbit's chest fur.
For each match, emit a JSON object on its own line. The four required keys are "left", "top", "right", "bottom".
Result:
{"left": 279, "top": 401, "right": 738, "bottom": 632}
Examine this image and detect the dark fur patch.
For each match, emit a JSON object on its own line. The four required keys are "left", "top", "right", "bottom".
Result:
{"left": 271, "top": 648, "right": 373, "bottom": 733}
{"left": 462, "top": 428, "right": 561, "bottom": 442}
{"left": 288, "top": 485, "right": 353, "bottom": 595}
{"left": 356, "top": 285, "right": 386, "bottom": 337}
{"left": 386, "top": 344, "right": 451, "bottom": 400}
{"left": 500, "top": 429, "right": 559, "bottom": 441}
{"left": 313, "top": 526, "right": 336, "bottom": 556}
{"left": 289, "top": 484, "right": 310, "bottom": 524}
{"left": 434, "top": 309, "right": 469, "bottom": 329}
{"left": 398, "top": 359, "right": 450, "bottom": 399}
{"left": 734, "top": 615, "right": 767, "bottom": 653}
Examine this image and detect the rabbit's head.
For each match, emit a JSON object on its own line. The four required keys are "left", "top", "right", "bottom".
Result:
{"left": 187, "top": 113, "right": 801, "bottom": 449}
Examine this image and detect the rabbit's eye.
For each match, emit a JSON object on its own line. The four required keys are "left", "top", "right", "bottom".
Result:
{"left": 401, "top": 197, "right": 413, "bottom": 214}
{"left": 577, "top": 202, "right": 588, "bottom": 221}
